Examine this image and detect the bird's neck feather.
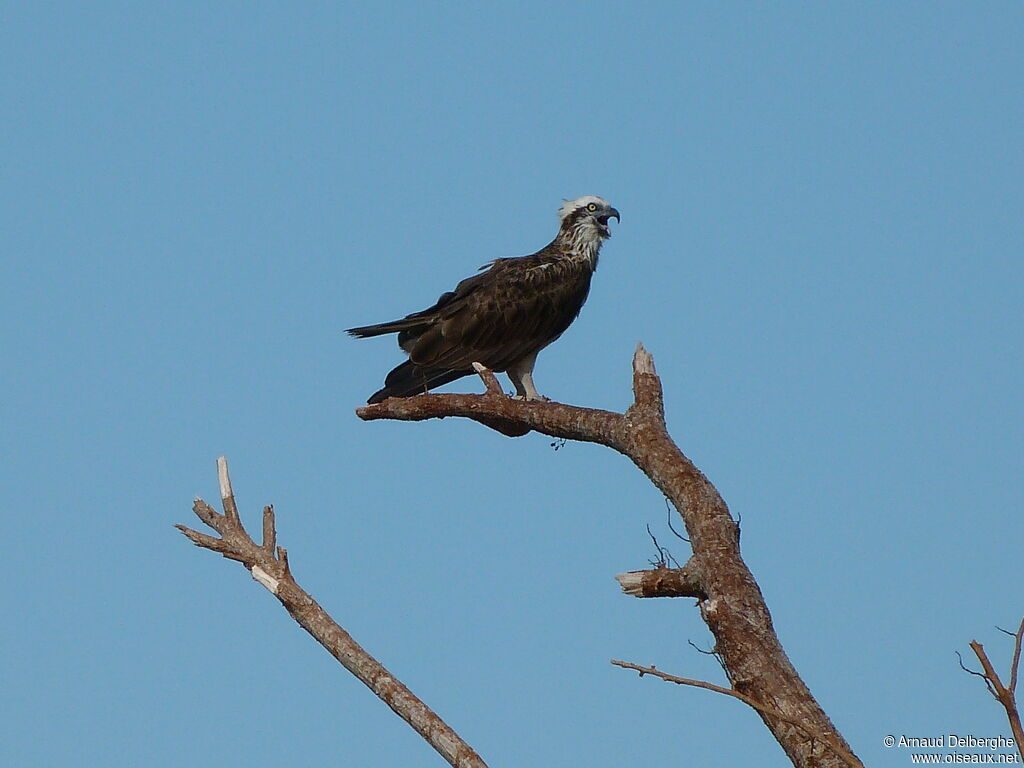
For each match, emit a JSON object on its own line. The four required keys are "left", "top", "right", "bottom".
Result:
{"left": 555, "top": 221, "right": 605, "bottom": 270}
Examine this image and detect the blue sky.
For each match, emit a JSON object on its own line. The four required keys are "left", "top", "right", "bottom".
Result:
{"left": 3, "top": 2, "right": 1022, "bottom": 766}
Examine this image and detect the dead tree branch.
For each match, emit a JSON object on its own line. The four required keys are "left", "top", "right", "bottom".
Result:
{"left": 177, "top": 457, "right": 488, "bottom": 768}
{"left": 615, "top": 563, "right": 706, "bottom": 599}
{"left": 965, "top": 618, "right": 1024, "bottom": 761}
{"left": 357, "top": 344, "right": 860, "bottom": 768}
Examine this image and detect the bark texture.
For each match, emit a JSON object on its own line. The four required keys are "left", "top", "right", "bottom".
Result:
{"left": 358, "top": 345, "right": 861, "bottom": 768}
{"left": 615, "top": 563, "right": 706, "bottom": 599}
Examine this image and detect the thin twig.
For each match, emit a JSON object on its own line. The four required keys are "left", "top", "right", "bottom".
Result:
{"left": 687, "top": 639, "right": 717, "bottom": 657}
{"left": 645, "top": 524, "right": 678, "bottom": 569}
{"left": 956, "top": 651, "right": 996, "bottom": 697}
{"left": 610, "top": 660, "right": 862, "bottom": 768}
{"left": 665, "top": 497, "right": 689, "bottom": 543}
{"left": 1010, "top": 619, "right": 1023, "bottom": 695}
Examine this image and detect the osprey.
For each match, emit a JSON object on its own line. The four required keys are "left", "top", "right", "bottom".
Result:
{"left": 347, "top": 195, "right": 620, "bottom": 404}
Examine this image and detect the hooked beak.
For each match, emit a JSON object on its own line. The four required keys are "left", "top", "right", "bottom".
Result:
{"left": 597, "top": 207, "right": 620, "bottom": 237}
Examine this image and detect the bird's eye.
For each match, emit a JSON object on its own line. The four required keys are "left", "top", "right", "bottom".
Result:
{"left": 587, "top": 203, "right": 598, "bottom": 211}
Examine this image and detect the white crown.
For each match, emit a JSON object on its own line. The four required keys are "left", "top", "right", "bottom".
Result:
{"left": 557, "top": 195, "right": 610, "bottom": 220}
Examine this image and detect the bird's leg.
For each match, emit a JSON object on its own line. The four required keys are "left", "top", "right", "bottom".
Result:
{"left": 507, "top": 352, "right": 549, "bottom": 402}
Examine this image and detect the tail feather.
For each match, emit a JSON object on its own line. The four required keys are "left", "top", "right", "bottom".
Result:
{"left": 347, "top": 317, "right": 427, "bottom": 339}
{"left": 367, "top": 361, "right": 471, "bottom": 404}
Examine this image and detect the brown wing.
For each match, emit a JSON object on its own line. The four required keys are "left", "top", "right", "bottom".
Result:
{"left": 407, "top": 255, "right": 593, "bottom": 373}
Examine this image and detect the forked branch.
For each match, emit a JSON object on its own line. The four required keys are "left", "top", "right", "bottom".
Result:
{"left": 177, "top": 457, "right": 487, "bottom": 768}
{"left": 358, "top": 345, "right": 861, "bottom": 768}
{"left": 963, "top": 618, "right": 1024, "bottom": 761}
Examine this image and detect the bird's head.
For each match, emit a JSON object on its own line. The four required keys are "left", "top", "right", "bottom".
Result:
{"left": 557, "top": 196, "right": 621, "bottom": 240}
